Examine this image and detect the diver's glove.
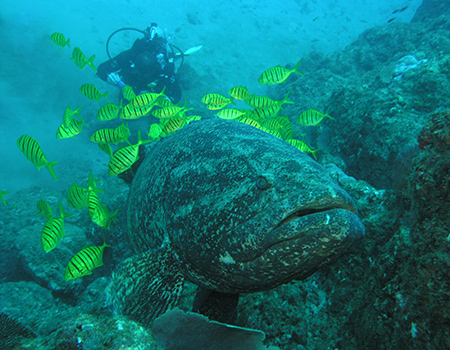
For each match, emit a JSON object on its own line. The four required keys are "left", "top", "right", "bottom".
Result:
{"left": 107, "top": 72, "right": 125, "bottom": 88}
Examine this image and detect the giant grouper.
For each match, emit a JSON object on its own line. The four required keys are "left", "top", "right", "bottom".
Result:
{"left": 106, "top": 118, "right": 365, "bottom": 325}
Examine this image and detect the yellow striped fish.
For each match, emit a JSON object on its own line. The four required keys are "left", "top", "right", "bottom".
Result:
{"left": 56, "top": 119, "right": 83, "bottom": 139}
{"left": 108, "top": 130, "right": 151, "bottom": 176}
{"left": 238, "top": 117, "right": 262, "bottom": 129}
{"left": 90, "top": 126, "right": 129, "bottom": 145}
{"left": 217, "top": 108, "right": 245, "bottom": 120}
{"left": 296, "top": 108, "right": 334, "bottom": 126}
{"left": 155, "top": 96, "right": 174, "bottom": 108}
{"left": 17, "top": 135, "right": 58, "bottom": 181}
{"left": 96, "top": 102, "right": 122, "bottom": 121}
{"left": 122, "top": 85, "right": 136, "bottom": 101}
{"left": 41, "top": 203, "right": 72, "bottom": 253}
{"left": 80, "top": 84, "right": 109, "bottom": 102}
{"left": 245, "top": 92, "right": 293, "bottom": 109}
{"left": 286, "top": 139, "right": 319, "bottom": 159}
{"left": 37, "top": 199, "right": 53, "bottom": 220}
{"left": 121, "top": 104, "right": 152, "bottom": 120}
{"left": 87, "top": 191, "right": 101, "bottom": 219}
{"left": 64, "top": 241, "right": 111, "bottom": 281}
{"left": 228, "top": 86, "right": 251, "bottom": 101}
{"left": 201, "top": 93, "right": 234, "bottom": 106}
{"left": 250, "top": 105, "right": 282, "bottom": 120}
{"left": 67, "top": 183, "right": 88, "bottom": 209}
{"left": 0, "top": 191, "right": 9, "bottom": 207}
{"left": 70, "top": 47, "right": 96, "bottom": 72}
{"left": 152, "top": 105, "right": 192, "bottom": 119}
{"left": 258, "top": 59, "right": 303, "bottom": 85}
{"left": 148, "top": 123, "right": 163, "bottom": 139}
{"left": 50, "top": 32, "right": 70, "bottom": 48}
{"left": 130, "top": 87, "right": 166, "bottom": 108}
{"left": 162, "top": 117, "right": 185, "bottom": 135}
{"left": 206, "top": 103, "right": 227, "bottom": 111}
{"left": 63, "top": 105, "right": 86, "bottom": 127}
{"left": 91, "top": 204, "right": 117, "bottom": 229}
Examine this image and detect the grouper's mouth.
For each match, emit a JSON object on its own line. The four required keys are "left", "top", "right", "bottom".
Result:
{"left": 271, "top": 206, "right": 343, "bottom": 231}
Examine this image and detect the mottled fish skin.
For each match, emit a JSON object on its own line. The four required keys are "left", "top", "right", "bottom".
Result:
{"left": 127, "top": 118, "right": 364, "bottom": 294}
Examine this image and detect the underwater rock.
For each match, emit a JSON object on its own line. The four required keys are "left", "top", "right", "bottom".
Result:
{"left": 0, "top": 312, "right": 36, "bottom": 349}
{"left": 153, "top": 308, "right": 278, "bottom": 350}
{"left": 15, "top": 222, "right": 88, "bottom": 293}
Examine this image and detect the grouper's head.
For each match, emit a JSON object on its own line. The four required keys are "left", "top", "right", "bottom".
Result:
{"left": 153, "top": 119, "right": 365, "bottom": 294}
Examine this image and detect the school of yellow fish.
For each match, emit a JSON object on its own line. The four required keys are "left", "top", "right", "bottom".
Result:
{"left": 2, "top": 32, "right": 335, "bottom": 282}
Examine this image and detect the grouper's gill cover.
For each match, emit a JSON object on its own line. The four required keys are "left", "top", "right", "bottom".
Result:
{"left": 126, "top": 118, "right": 365, "bottom": 294}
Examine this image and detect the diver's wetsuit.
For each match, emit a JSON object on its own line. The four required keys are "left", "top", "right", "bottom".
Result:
{"left": 97, "top": 36, "right": 181, "bottom": 103}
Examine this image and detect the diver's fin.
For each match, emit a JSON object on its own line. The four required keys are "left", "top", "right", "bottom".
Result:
{"left": 177, "top": 45, "right": 203, "bottom": 56}
{"left": 106, "top": 248, "right": 185, "bottom": 326}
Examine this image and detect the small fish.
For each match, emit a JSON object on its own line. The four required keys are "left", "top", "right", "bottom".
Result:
{"left": 37, "top": 199, "right": 53, "bottom": 220}
{"left": 67, "top": 183, "right": 88, "bottom": 209}
{"left": 155, "top": 96, "right": 174, "bottom": 108}
{"left": 238, "top": 117, "right": 262, "bottom": 129}
{"left": 56, "top": 119, "right": 84, "bottom": 139}
{"left": 41, "top": 203, "right": 72, "bottom": 253}
{"left": 63, "top": 105, "right": 86, "bottom": 127}
{"left": 162, "top": 117, "right": 185, "bottom": 135}
{"left": 217, "top": 108, "right": 246, "bottom": 120}
{"left": 64, "top": 241, "right": 111, "bottom": 281}
{"left": 70, "top": 47, "right": 96, "bottom": 72}
{"left": 121, "top": 104, "right": 152, "bottom": 120}
{"left": 286, "top": 139, "right": 319, "bottom": 159}
{"left": 122, "top": 85, "right": 136, "bottom": 101}
{"left": 392, "top": 6, "right": 408, "bottom": 14}
{"left": 152, "top": 104, "right": 192, "bottom": 119}
{"left": 50, "top": 32, "right": 70, "bottom": 48}
{"left": 108, "top": 130, "right": 151, "bottom": 176}
{"left": 130, "top": 87, "right": 166, "bottom": 108}
{"left": 96, "top": 102, "right": 122, "bottom": 121}
{"left": 258, "top": 58, "right": 303, "bottom": 85}
{"left": 312, "top": 16, "right": 319, "bottom": 22}
{"left": 80, "top": 84, "right": 109, "bottom": 102}
{"left": 296, "top": 108, "right": 334, "bottom": 126}
{"left": 245, "top": 92, "right": 293, "bottom": 109}
{"left": 87, "top": 191, "right": 101, "bottom": 220}
{"left": 181, "top": 45, "right": 203, "bottom": 56}
{"left": 228, "top": 86, "right": 251, "bottom": 101}
{"left": 17, "top": 135, "right": 58, "bottom": 181}
{"left": 206, "top": 103, "right": 227, "bottom": 111}
{"left": 250, "top": 105, "right": 281, "bottom": 120}
{"left": 91, "top": 204, "right": 117, "bottom": 229}
{"left": 148, "top": 123, "right": 163, "bottom": 139}
{"left": 0, "top": 191, "right": 9, "bottom": 207}
{"left": 387, "top": 17, "right": 396, "bottom": 23}
{"left": 201, "top": 93, "right": 234, "bottom": 106}
{"left": 90, "top": 124, "right": 129, "bottom": 145}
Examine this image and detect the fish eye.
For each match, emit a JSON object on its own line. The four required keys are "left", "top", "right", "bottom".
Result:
{"left": 256, "top": 176, "right": 270, "bottom": 190}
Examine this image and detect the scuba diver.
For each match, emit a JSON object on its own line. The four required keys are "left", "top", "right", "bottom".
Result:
{"left": 97, "top": 23, "right": 183, "bottom": 103}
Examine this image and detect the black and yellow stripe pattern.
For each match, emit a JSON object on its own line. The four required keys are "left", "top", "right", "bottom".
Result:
{"left": 258, "top": 59, "right": 303, "bottom": 85}
{"left": 108, "top": 145, "right": 139, "bottom": 176}
{"left": 50, "top": 32, "right": 70, "bottom": 48}
{"left": 64, "top": 243, "right": 110, "bottom": 281}
{"left": 67, "top": 183, "right": 88, "bottom": 209}
{"left": 228, "top": 86, "right": 251, "bottom": 101}
{"left": 56, "top": 119, "right": 83, "bottom": 139}
{"left": 90, "top": 128, "right": 122, "bottom": 144}
{"left": 296, "top": 109, "right": 334, "bottom": 126}
{"left": 41, "top": 218, "right": 65, "bottom": 253}
{"left": 17, "top": 135, "right": 47, "bottom": 168}
{"left": 96, "top": 103, "right": 121, "bottom": 121}
{"left": 80, "top": 83, "right": 108, "bottom": 102}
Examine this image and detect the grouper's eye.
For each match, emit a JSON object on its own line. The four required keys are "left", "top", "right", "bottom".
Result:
{"left": 256, "top": 175, "right": 271, "bottom": 190}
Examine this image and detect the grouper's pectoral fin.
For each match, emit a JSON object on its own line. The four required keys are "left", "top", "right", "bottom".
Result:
{"left": 106, "top": 249, "right": 184, "bottom": 326}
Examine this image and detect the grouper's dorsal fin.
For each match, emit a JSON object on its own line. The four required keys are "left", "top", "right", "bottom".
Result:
{"left": 106, "top": 248, "right": 184, "bottom": 326}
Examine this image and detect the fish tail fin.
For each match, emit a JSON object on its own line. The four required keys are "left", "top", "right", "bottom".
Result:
{"left": 0, "top": 191, "right": 9, "bottom": 207}
{"left": 66, "top": 39, "right": 71, "bottom": 48}
{"left": 280, "top": 91, "right": 294, "bottom": 108}
{"left": 293, "top": 58, "right": 304, "bottom": 76}
{"left": 59, "top": 202, "right": 72, "bottom": 219}
{"left": 325, "top": 105, "right": 334, "bottom": 120}
{"left": 46, "top": 161, "right": 58, "bottom": 181}
{"left": 106, "top": 249, "right": 185, "bottom": 326}
{"left": 87, "top": 55, "right": 97, "bottom": 72}
{"left": 310, "top": 148, "right": 320, "bottom": 160}
{"left": 88, "top": 172, "right": 105, "bottom": 194}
